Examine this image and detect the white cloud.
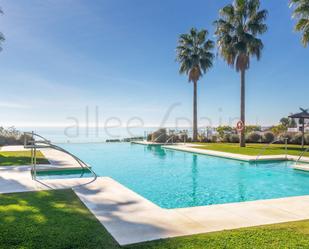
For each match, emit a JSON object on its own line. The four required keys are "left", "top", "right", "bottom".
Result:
{"left": 0, "top": 101, "right": 30, "bottom": 109}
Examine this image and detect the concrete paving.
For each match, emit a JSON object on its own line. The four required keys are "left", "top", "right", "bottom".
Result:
{"left": 0, "top": 145, "right": 86, "bottom": 171}
{"left": 294, "top": 164, "right": 309, "bottom": 172}
{"left": 73, "top": 177, "right": 309, "bottom": 245}
{"left": 163, "top": 144, "right": 309, "bottom": 163}
{"left": 131, "top": 141, "right": 173, "bottom": 145}
{"left": 0, "top": 145, "right": 29, "bottom": 151}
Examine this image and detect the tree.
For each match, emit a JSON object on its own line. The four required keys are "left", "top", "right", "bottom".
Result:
{"left": 214, "top": 0, "right": 267, "bottom": 147}
{"left": 271, "top": 124, "right": 287, "bottom": 136}
{"left": 245, "top": 125, "right": 261, "bottom": 134}
{"left": 176, "top": 28, "right": 214, "bottom": 141}
{"left": 280, "top": 117, "right": 297, "bottom": 128}
{"left": 290, "top": 0, "right": 309, "bottom": 47}
{"left": 216, "top": 126, "right": 235, "bottom": 139}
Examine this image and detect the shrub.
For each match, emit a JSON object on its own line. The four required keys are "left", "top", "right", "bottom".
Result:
{"left": 262, "top": 132, "right": 275, "bottom": 143}
{"left": 210, "top": 135, "right": 218, "bottom": 143}
{"left": 271, "top": 124, "right": 287, "bottom": 136}
{"left": 0, "top": 126, "right": 26, "bottom": 146}
{"left": 290, "top": 133, "right": 303, "bottom": 144}
{"left": 246, "top": 132, "right": 262, "bottom": 143}
{"left": 146, "top": 133, "right": 152, "bottom": 141}
{"left": 305, "top": 134, "right": 309, "bottom": 145}
{"left": 197, "top": 135, "right": 209, "bottom": 143}
{"left": 245, "top": 125, "right": 261, "bottom": 134}
{"left": 230, "top": 134, "right": 240, "bottom": 143}
{"left": 276, "top": 132, "right": 294, "bottom": 144}
{"left": 179, "top": 133, "right": 188, "bottom": 143}
{"left": 222, "top": 134, "right": 231, "bottom": 142}
{"left": 150, "top": 128, "right": 167, "bottom": 143}
{"left": 169, "top": 134, "right": 180, "bottom": 143}
{"left": 216, "top": 126, "right": 234, "bottom": 139}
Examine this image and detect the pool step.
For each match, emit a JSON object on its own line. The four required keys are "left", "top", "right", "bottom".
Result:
{"left": 293, "top": 164, "right": 309, "bottom": 172}
{"left": 33, "top": 164, "right": 92, "bottom": 172}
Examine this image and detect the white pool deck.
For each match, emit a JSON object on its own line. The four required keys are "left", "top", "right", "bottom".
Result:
{"left": 0, "top": 145, "right": 85, "bottom": 171}
{"left": 162, "top": 144, "right": 309, "bottom": 171}
{"left": 1, "top": 145, "right": 309, "bottom": 245}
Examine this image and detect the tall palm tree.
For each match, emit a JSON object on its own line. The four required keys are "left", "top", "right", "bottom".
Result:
{"left": 0, "top": 8, "right": 5, "bottom": 51}
{"left": 176, "top": 28, "right": 214, "bottom": 141}
{"left": 290, "top": 0, "right": 309, "bottom": 47}
{"left": 214, "top": 0, "right": 267, "bottom": 147}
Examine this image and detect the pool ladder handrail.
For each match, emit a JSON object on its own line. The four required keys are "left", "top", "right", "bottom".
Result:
{"left": 38, "top": 141, "right": 97, "bottom": 179}
{"left": 24, "top": 131, "right": 50, "bottom": 145}
{"left": 255, "top": 138, "right": 288, "bottom": 162}
{"left": 295, "top": 147, "right": 309, "bottom": 165}
{"left": 164, "top": 135, "right": 176, "bottom": 145}
{"left": 153, "top": 133, "right": 166, "bottom": 143}
{"left": 24, "top": 132, "right": 97, "bottom": 181}
{"left": 24, "top": 132, "right": 51, "bottom": 175}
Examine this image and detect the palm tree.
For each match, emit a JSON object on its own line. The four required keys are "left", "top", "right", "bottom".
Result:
{"left": 176, "top": 28, "right": 214, "bottom": 141}
{"left": 214, "top": 0, "right": 267, "bottom": 147}
{"left": 290, "top": 0, "right": 309, "bottom": 47}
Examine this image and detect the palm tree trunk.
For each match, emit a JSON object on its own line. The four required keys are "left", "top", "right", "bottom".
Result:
{"left": 240, "top": 69, "right": 246, "bottom": 147}
{"left": 193, "top": 80, "right": 198, "bottom": 141}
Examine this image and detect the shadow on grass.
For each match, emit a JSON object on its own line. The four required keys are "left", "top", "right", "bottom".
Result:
{"left": 0, "top": 189, "right": 122, "bottom": 249}
{"left": 0, "top": 155, "right": 49, "bottom": 166}
{"left": 0, "top": 185, "right": 171, "bottom": 249}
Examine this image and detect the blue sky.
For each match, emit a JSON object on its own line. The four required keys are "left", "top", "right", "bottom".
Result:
{"left": 0, "top": 0, "right": 308, "bottom": 129}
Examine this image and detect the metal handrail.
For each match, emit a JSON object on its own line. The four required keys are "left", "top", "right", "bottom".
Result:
{"left": 39, "top": 141, "right": 97, "bottom": 176}
{"left": 24, "top": 132, "right": 50, "bottom": 145}
{"left": 295, "top": 147, "right": 309, "bottom": 164}
{"left": 255, "top": 138, "right": 288, "bottom": 161}
{"left": 153, "top": 133, "right": 166, "bottom": 143}
{"left": 164, "top": 135, "right": 175, "bottom": 145}
{"left": 35, "top": 141, "right": 97, "bottom": 180}
{"left": 24, "top": 132, "right": 97, "bottom": 181}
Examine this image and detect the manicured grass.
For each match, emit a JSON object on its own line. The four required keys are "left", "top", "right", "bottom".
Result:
{"left": 128, "top": 220, "right": 309, "bottom": 249}
{"left": 193, "top": 143, "right": 309, "bottom": 157}
{"left": 0, "top": 151, "right": 49, "bottom": 166}
{"left": 0, "top": 189, "right": 119, "bottom": 249}
{"left": 1, "top": 190, "right": 309, "bottom": 249}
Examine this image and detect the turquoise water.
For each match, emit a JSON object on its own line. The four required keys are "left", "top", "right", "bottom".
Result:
{"left": 36, "top": 169, "right": 92, "bottom": 179}
{"left": 57, "top": 143, "right": 309, "bottom": 209}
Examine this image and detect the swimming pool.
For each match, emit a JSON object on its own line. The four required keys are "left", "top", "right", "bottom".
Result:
{"left": 56, "top": 143, "right": 309, "bottom": 209}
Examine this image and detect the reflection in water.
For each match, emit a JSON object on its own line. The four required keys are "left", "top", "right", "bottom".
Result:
{"left": 236, "top": 161, "right": 246, "bottom": 201}
{"left": 145, "top": 145, "right": 167, "bottom": 159}
{"left": 237, "top": 171, "right": 246, "bottom": 201}
{"left": 191, "top": 155, "right": 198, "bottom": 203}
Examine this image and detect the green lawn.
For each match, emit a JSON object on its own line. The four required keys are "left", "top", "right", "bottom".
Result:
{"left": 0, "top": 151, "right": 49, "bottom": 166}
{"left": 193, "top": 143, "right": 309, "bottom": 157}
{"left": 128, "top": 220, "right": 309, "bottom": 249}
{"left": 0, "top": 190, "right": 118, "bottom": 249}
{"left": 1, "top": 190, "right": 309, "bottom": 249}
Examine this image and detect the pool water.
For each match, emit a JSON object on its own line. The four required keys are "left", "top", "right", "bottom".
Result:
{"left": 58, "top": 143, "right": 309, "bottom": 209}
{"left": 36, "top": 169, "right": 92, "bottom": 179}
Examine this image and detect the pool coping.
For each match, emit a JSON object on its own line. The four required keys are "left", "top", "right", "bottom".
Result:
{"left": 162, "top": 145, "right": 309, "bottom": 171}
{"left": 0, "top": 145, "right": 91, "bottom": 172}
{"left": 72, "top": 177, "right": 309, "bottom": 245}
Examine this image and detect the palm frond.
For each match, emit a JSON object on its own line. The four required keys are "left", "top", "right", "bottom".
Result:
{"left": 176, "top": 28, "right": 214, "bottom": 83}
{"left": 214, "top": 0, "right": 266, "bottom": 71}
{"left": 290, "top": 0, "right": 309, "bottom": 46}
{"left": 301, "top": 26, "right": 309, "bottom": 46}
